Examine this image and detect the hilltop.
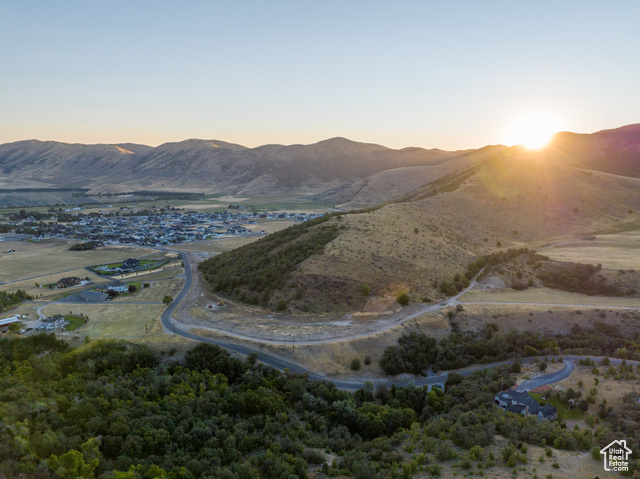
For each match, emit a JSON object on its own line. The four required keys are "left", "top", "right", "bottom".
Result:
{"left": 198, "top": 146, "right": 640, "bottom": 311}
{"left": 1, "top": 124, "right": 639, "bottom": 205}
{"left": 0, "top": 137, "right": 469, "bottom": 198}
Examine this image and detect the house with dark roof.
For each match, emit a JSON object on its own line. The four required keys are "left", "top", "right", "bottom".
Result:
{"left": 122, "top": 258, "right": 140, "bottom": 269}
{"left": 494, "top": 389, "right": 558, "bottom": 421}
{"left": 57, "top": 277, "right": 81, "bottom": 288}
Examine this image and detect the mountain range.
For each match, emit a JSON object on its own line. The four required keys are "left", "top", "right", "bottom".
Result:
{"left": 1, "top": 124, "right": 639, "bottom": 205}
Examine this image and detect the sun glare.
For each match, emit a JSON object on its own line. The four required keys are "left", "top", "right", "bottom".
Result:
{"left": 504, "top": 112, "right": 565, "bottom": 150}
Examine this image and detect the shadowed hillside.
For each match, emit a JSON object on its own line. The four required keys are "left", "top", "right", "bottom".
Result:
{"left": 546, "top": 123, "right": 640, "bottom": 177}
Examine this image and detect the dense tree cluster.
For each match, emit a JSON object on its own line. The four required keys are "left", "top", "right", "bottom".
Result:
{"left": 1, "top": 335, "right": 637, "bottom": 478}
{"left": 0, "top": 288, "right": 31, "bottom": 313}
{"left": 198, "top": 216, "right": 339, "bottom": 305}
{"left": 69, "top": 242, "right": 98, "bottom": 251}
{"left": 380, "top": 322, "right": 640, "bottom": 376}
{"left": 536, "top": 262, "right": 631, "bottom": 296}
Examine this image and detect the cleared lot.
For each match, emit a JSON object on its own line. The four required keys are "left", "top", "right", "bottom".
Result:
{"left": 42, "top": 303, "right": 165, "bottom": 339}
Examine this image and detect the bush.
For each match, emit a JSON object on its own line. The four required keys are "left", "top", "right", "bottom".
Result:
{"left": 361, "top": 284, "right": 371, "bottom": 296}
{"left": 364, "top": 356, "right": 371, "bottom": 365}
{"left": 350, "top": 358, "right": 362, "bottom": 371}
{"left": 162, "top": 295, "right": 173, "bottom": 305}
{"left": 396, "top": 291, "right": 410, "bottom": 306}
{"left": 275, "top": 300, "right": 287, "bottom": 312}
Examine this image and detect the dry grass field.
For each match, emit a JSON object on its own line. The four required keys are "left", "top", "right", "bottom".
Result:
{"left": 41, "top": 303, "right": 165, "bottom": 339}
{"left": 454, "top": 302, "right": 640, "bottom": 336}
{"left": 544, "top": 243, "right": 640, "bottom": 270}
{"left": 460, "top": 287, "right": 640, "bottom": 307}
{"left": 0, "top": 239, "right": 159, "bottom": 282}
{"left": 554, "top": 364, "right": 640, "bottom": 410}
{"left": 189, "top": 311, "right": 451, "bottom": 378}
{"left": 111, "top": 278, "right": 184, "bottom": 303}
{"left": 0, "top": 268, "right": 109, "bottom": 299}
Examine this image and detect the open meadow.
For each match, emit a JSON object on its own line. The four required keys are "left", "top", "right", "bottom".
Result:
{"left": 0, "top": 238, "right": 159, "bottom": 282}
{"left": 111, "top": 278, "right": 184, "bottom": 303}
{"left": 42, "top": 302, "right": 165, "bottom": 340}
{"left": 543, "top": 242, "right": 640, "bottom": 270}
{"left": 461, "top": 286, "right": 640, "bottom": 307}
{"left": 0, "top": 268, "right": 109, "bottom": 299}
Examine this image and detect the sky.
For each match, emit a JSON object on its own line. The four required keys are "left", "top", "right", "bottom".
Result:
{"left": 1, "top": 1, "right": 639, "bottom": 150}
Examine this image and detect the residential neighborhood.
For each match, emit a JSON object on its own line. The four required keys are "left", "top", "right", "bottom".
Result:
{"left": 4, "top": 208, "right": 323, "bottom": 246}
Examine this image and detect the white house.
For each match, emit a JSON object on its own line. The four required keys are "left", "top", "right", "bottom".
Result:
{"left": 108, "top": 280, "right": 128, "bottom": 293}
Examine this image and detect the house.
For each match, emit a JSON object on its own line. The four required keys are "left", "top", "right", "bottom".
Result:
{"left": 43, "top": 315, "right": 68, "bottom": 331}
{"left": 108, "top": 280, "right": 128, "bottom": 293}
{"left": 0, "top": 316, "right": 21, "bottom": 332}
{"left": 122, "top": 258, "right": 140, "bottom": 269}
{"left": 57, "top": 277, "right": 81, "bottom": 288}
{"left": 494, "top": 389, "right": 558, "bottom": 421}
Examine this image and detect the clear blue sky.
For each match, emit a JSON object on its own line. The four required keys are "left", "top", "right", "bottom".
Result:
{"left": 1, "top": 1, "right": 638, "bottom": 150}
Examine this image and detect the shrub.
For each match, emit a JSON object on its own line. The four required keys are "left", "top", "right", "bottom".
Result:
{"left": 361, "top": 284, "right": 371, "bottom": 296}
{"left": 364, "top": 356, "right": 371, "bottom": 365}
{"left": 350, "top": 358, "right": 361, "bottom": 371}
{"left": 162, "top": 295, "right": 173, "bottom": 305}
{"left": 275, "top": 300, "right": 287, "bottom": 312}
{"left": 396, "top": 291, "right": 410, "bottom": 306}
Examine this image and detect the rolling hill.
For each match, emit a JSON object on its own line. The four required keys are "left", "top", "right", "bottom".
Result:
{"left": 1, "top": 125, "right": 638, "bottom": 205}
{"left": 198, "top": 145, "right": 640, "bottom": 311}
{"left": 546, "top": 123, "right": 640, "bottom": 177}
{"left": 0, "top": 137, "right": 468, "bottom": 196}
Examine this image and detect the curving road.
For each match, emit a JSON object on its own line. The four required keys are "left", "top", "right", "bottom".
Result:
{"left": 160, "top": 252, "right": 639, "bottom": 391}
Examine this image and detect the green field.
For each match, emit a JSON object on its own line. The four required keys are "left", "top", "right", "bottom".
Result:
{"left": 64, "top": 315, "right": 86, "bottom": 331}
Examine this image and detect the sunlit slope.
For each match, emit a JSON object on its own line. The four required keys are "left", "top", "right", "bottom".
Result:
{"left": 290, "top": 153, "right": 640, "bottom": 308}
{"left": 317, "top": 145, "right": 505, "bottom": 206}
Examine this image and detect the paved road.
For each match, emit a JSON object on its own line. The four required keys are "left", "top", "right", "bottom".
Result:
{"left": 515, "top": 356, "right": 639, "bottom": 392}
{"left": 161, "top": 253, "right": 640, "bottom": 392}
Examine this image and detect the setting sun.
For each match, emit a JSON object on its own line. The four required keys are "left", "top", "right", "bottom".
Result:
{"left": 504, "top": 112, "right": 566, "bottom": 149}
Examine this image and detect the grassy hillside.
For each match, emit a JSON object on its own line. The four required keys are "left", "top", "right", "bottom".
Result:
{"left": 199, "top": 149, "right": 640, "bottom": 312}
{"left": 292, "top": 152, "right": 640, "bottom": 309}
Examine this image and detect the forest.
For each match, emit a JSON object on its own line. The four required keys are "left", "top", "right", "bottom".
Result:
{"left": 2, "top": 334, "right": 638, "bottom": 478}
